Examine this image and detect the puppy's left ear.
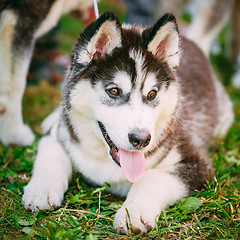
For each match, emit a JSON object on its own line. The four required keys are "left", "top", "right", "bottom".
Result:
{"left": 142, "top": 14, "right": 180, "bottom": 71}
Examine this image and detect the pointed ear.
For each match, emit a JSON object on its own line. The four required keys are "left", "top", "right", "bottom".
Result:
{"left": 73, "top": 11, "right": 122, "bottom": 65}
{"left": 142, "top": 14, "right": 180, "bottom": 71}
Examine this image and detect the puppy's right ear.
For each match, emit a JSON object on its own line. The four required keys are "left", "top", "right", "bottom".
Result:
{"left": 72, "top": 11, "right": 122, "bottom": 65}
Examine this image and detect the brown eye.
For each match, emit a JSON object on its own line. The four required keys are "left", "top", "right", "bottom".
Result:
{"left": 107, "top": 87, "right": 122, "bottom": 98}
{"left": 147, "top": 89, "right": 157, "bottom": 100}
{"left": 109, "top": 88, "right": 119, "bottom": 95}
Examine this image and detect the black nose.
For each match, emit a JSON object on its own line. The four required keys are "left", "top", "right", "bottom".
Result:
{"left": 128, "top": 129, "right": 151, "bottom": 150}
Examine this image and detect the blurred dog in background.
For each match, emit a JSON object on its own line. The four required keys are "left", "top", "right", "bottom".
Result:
{"left": 0, "top": 0, "right": 96, "bottom": 146}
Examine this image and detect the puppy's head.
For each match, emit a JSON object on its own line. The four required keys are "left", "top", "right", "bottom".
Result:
{"left": 64, "top": 12, "right": 181, "bottom": 182}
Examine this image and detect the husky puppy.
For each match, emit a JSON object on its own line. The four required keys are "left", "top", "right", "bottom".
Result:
{"left": 22, "top": 12, "right": 233, "bottom": 235}
{"left": 0, "top": 0, "right": 94, "bottom": 146}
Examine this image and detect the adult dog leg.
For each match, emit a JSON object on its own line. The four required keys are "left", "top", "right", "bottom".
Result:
{"left": 0, "top": 10, "right": 35, "bottom": 146}
{"left": 22, "top": 135, "right": 72, "bottom": 212}
{"left": 213, "top": 76, "right": 234, "bottom": 137}
{"left": 186, "top": 0, "right": 233, "bottom": 55}
{"left": 231, "top": 0, "right": 240, "bottom": 87}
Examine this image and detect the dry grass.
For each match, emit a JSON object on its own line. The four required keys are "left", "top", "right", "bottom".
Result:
{"left": 0, "top": 1, "right": 240, "bottom": 238}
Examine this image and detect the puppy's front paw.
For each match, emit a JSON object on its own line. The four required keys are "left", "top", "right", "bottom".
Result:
{"left": 113, "top": 202, "right": 159, "bottom": 235}
{"left": 22, "top": 179, "right": 64, "bottom": 212}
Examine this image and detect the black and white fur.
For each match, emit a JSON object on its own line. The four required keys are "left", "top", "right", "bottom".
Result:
{"left": 22, "top": 12, "right": 233, "bottom": 235}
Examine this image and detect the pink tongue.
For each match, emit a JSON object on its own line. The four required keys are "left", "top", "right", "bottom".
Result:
{"left": 118, "top": 148, "right": 146, "bottom": 183}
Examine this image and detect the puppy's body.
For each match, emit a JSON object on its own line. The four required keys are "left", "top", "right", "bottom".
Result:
{"left": 0, "top": 0, "right": 93, "bottom": 146}
{"left": 23, "top": 12, "right": 233, "bottom": 234}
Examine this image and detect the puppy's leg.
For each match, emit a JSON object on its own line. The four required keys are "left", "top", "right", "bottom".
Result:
{"left": 22, "top": 135, "right": 72, "bottom": 212}
{"left": 0, "top": 10, "right": 35, "bottom": 146}
{"left": 41, "top": 107, "right": 61, "bottom": 134}
{"left": 114, "top": 168, "right": 187, "bottom": 235}
{"left": 114, "top": 147, "right": 213, "bottom": 235}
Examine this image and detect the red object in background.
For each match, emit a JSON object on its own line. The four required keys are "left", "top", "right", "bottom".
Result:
{"left": 83, "top": 6, "right": 95, "bottom": 25}
{"left": 71, "top": 6, "right": 95, "bottom": 26}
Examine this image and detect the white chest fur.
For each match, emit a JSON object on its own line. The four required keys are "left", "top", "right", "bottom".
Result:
{"left": 58, "top": 121, "right": 132, "bottom": 197}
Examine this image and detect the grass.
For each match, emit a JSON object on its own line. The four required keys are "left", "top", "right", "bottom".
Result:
{"left": 0, "top": 1, "right": 240, "bottom": 239}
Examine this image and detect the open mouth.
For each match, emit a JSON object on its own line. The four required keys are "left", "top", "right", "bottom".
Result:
{"left": 98, "top": 121, "right": 120, "bottom": 166}
{"left": 98, "top": 121, "right": 146, "bottom": 183}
